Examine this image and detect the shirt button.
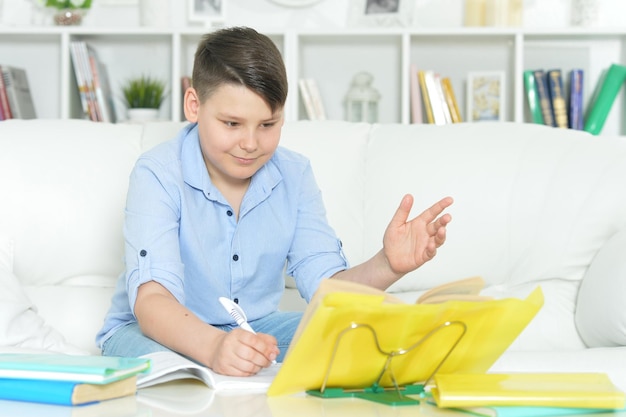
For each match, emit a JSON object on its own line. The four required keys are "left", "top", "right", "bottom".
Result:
{"left": 232, "top": 254, "right": 239, "bottom": 261}
{"left": 234, "top": 298, "right": 239, "bottom": 304}
{"left": 140, "top": 250, "right": 147, "bottom": 257}
{"left": 226, "top": 210, "right": 233, "bottom": 216}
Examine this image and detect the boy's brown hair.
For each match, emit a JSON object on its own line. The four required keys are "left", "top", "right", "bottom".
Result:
{"left": 192, "top": 27, "right": 288, "bottom": 113}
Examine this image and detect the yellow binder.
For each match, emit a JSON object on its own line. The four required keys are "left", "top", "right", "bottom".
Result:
{"left": 267, "top": 281, "right": 544, "bottom": 399}
{"left": 431, "top": 372, "right": 626, "bottom": 409}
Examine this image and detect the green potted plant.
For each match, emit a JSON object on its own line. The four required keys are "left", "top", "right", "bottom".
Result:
{"left": 41, "top": 0, "right": 92, "bottom": 25}
{"left": 121, "top": 75, "right": 167, "bottom": 122}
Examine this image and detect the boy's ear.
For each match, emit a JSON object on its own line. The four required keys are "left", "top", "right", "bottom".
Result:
{"left": 183, "top": 87, "right": 200, "bottom": 123}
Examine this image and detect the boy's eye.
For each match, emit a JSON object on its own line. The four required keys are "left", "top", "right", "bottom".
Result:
{"left": 261, "top": 122, "right": 276, "bottom": 128}
{"left": 224, "top": 121, "right": 238, "bottom": 127}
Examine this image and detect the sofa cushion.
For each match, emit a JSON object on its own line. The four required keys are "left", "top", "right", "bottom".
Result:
{"left": 0, "top": 119, "right": 143, "bottom": 287}
{"left": 0, "top": 236, "right": 83, "bottom": 353}
{"left": 576, "top": 228, "right": 626, "bottom": 347}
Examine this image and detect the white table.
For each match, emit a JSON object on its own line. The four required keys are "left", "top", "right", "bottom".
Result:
{"left": 1, "top": 380, "right": 625, "bottom": 417}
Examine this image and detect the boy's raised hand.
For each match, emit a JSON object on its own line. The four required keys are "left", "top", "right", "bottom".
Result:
{"left": 382, "top": 195, "right": 453, "bottom": 275}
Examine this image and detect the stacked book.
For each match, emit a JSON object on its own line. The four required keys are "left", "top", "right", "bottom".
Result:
{"left": 410, "top": 64, "right": 462, "bottom": 125}
{"left": 0, "top": 353, "right": 150, "bottom": 406}
{"left": 0, "top": 65, "right": 37, "bottom": 120}
{"left": 524, "top": 63, "right": 626, "bottom": 135}
{"left": 69, "top": 41, "right": 117, "bottom": 123}
{"left": 298, "top": 78, "right": 326, "bottom": 121}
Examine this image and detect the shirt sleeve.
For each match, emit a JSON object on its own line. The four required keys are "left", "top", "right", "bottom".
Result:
{"left": 285, "top": 160, "right": 349, "bottom": 302}
{"left": 124, "top": 157, "right": 186, "bottom": 315}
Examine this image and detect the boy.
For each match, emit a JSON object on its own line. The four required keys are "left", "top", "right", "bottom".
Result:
{"left": 97, "top": 26, "right": 452, "bottom": 377}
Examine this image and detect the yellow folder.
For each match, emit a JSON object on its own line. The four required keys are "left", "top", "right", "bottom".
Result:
{"left": 267, "top": 283, "right": 544, "bottom": 397}
{"left": 431, "top": 372, "right": 626, "bottom": 409}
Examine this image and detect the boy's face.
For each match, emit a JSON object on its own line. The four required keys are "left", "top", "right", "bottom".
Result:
{"left": 184, "top": 84, "right": 284, "bottom": 189}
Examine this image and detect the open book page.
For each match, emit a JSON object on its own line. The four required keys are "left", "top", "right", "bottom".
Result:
{"left": 137, "top": 351, "right": 279, "bottom": 392}
{"left": 416, "top": 276, "right": 492, "bottom": 304}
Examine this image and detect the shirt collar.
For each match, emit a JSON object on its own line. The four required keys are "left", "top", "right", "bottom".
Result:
{"left": 180, "top": 123, "right": 283, "bottom": 212}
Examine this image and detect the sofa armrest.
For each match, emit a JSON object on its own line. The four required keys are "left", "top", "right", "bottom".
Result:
{"left": 575, "top": 227, "right": 626, "bottom": 347}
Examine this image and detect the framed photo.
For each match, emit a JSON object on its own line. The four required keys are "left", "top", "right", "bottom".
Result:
{"left": 467, "top": 71, "right": 505, "bottom": 122}
{"left": 188, "top": 0, "right": 225, "bottom": 25}
{"left": 348, "top": 0, "right": 413, "bottom": 27}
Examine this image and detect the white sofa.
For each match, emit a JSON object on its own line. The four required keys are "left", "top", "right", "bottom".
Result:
{"left": 1, "top": 119, "right": 626, "bottom": 393}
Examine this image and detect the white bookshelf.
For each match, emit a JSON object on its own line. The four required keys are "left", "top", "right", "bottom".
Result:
{"left": 1, "top": 26, "right": 625, "bottom": 135}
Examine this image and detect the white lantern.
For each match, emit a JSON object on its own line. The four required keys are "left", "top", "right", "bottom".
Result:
{"left": 345, "top": 72, "right": 381, "bottom": 123}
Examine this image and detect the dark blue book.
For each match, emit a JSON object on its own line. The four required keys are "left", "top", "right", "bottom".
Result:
{"left": 547, "top": 69, "right": 568, "bottom": 128}
{"left": 533, "top": 70, "right": 555, "bottom": 127}
{"left": 568, "top": 69, "right": 584, "bottom": 130}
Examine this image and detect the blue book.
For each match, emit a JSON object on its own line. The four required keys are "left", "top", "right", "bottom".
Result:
{"left": 0, "top": 376, "right": 137, "bottom": 406}
{"left": 547, "top": 69, "right": 569, "bottom": 128}
{"left": 0, "top": 354, "right": 150, "bottom": 384}
{"left": 568, "top": 69, "right": 584, "bottom": 130}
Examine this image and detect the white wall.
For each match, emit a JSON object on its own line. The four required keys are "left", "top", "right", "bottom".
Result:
{"left": 1, "top": 0, "right": 626, "bottom": 30}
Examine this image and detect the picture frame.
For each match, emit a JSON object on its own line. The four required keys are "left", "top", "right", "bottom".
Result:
{"left": 348, "top": 0, "right": 413, "bottom": 27}
{"left": 466, "top": 71, "right": 505, "bottom": 122}
{"left": 188, "top": 0, "right": 225, "bottom": 25}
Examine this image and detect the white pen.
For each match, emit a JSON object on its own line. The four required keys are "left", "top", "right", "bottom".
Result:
{"left": 218, "top": 297, "right": 277, "bottom": 364}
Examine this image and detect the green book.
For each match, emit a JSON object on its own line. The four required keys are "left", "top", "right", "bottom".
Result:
{"left": 0, "top": 353, "right": 151, "bottom": 384}
{"left": 584, "top": 63, "right": 626, "bottom": 135}
{"left": 523, "top": 69, "right": 544, "bottom": 124}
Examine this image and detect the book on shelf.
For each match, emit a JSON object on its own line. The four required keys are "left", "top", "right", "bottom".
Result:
{"left": 0, "top": 67, "right": 11, "bottom": 120}
{"left": 418, "top": 70, "right": 435, "bottom": 124}
{"left": 416, "top": 71, "right": 461, "bottom": 125}
{"left": 523, "top": 69, "right": 544, "bottom": 125}
{"left": 0, "top": 65, "right": 37, "bottom": 119}
{"left": 136, "top": 351, "right": 279, "bottom": 391}
{"left": 268, "top": 277, "right": 543, "bottom": 396}
{"left": 409, "top": 63, "right": 423, "bottom": 123}
{"left": 422, "top": 70, "right": 447, "bottom": 125}
{"left": 434, "top": 73, "right": 453, "bottom": 124}
{"left": 584, "top": 63, "right": 626, "bottom": 135}
{"left": 69, "top": 41, "right": 95, "bottom": 121}
{"left": 533, "top": 70, "right": 555, "bottom": 127}
{"left": 547, "top": 69, "right": 568, "bottom": 128}
{"left": 568, "top": 69, "right": 584, "bottom": 130}
{"left": 0, "top": 353, "right": 150, "bottom": 384}
{"left": 0, "top": 375, "right": 137, "bottom": 406}
{"left": 431, "top": 372, "right": 626, "bottom": 410}
{"left": 441, "top": 76, "right": 462, "bottom": 123}
{"left": 298, "top": 78, "right": 317, "bottom": 120}
{"left": 87, "top": 44, "right": 116, "bottom": 123}
{"left": 70, "top": 41, "right": 115, "bottom": 122}
{"left": 306, "top": 78, "right": 326, "bottom": 121}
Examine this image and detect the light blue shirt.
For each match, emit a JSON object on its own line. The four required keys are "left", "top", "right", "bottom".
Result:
{"left": 96, "top": 123, "right": 347, "bottom": 347}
